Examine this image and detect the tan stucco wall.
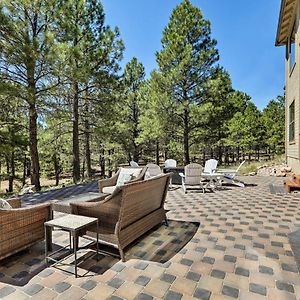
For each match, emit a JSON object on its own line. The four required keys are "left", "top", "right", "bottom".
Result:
{"left": 286, "top": 2, "right": 300, "bottom": 173}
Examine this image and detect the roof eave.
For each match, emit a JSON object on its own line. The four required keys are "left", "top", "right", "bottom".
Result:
{"left": 276, "top": 0, "right": 287, "bottom": 46}
{"left": 275, "top": 0, "right": 297, "bottom": 47}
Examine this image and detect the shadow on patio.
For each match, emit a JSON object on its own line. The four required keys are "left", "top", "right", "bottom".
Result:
{"left": 0, "top": 219, "right": 199, "bottom": 286}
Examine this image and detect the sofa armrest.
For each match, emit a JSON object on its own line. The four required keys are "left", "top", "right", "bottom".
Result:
{"left": 98, "top": 172, "right": 119, "bottom": 193}
{"left": 71, "top": 193, "right": 121, "bottom": 231}
{"left": 7, "top": 197, "right": 21, "bottom": 208}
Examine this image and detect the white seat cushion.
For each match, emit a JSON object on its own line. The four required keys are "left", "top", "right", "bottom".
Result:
{"left": 103, "top": 186, "right": 117, "bottom": 194}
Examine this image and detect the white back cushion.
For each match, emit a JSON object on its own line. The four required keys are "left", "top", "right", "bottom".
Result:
{"left": 0, "top": 199, "right": 12, "bottom": 210}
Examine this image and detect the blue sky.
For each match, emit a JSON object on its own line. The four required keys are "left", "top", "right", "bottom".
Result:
{"left": 101, "top": 0, "right": 285, "bottom": 110}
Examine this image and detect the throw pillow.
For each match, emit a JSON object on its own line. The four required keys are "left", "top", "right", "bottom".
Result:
{"left": 0, "top": 199, "right": 12, "bottom": 209}
{"left": 116, "top": 173, "right": 132, "bottom": 186}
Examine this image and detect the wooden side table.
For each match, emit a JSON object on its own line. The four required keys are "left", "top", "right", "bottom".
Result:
{"left": 44, "top": 214, "right": 99, "bottom": 277}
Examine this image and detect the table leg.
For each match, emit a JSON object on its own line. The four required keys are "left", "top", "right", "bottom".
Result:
{"left": 69, "top": 232, "right": 72, "bottom": 253}
{"left": 73, "top": 231, "right": 78, "bottom": 278}
{"left": 44, "top": 226, "right": 49, "bottom": 266}
{"left": 96, "top": 220, "right": 99, "bottom": 261}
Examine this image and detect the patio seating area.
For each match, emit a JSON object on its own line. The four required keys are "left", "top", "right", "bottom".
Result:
{"left": 0, "top": 175, "right": 300, "bottom": 299}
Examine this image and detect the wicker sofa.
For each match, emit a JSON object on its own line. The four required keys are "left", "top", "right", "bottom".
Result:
{"left": 0, "top": 198, "right": 52, "bottom": 261}
{"left": 98, "top": 166, "right": 148, "bottom": 194}
{"left": 71, "top": 173, "right": 171, "bottom": 261}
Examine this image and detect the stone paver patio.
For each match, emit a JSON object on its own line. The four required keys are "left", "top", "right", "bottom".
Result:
{"left": 1, "top": 176, "right": 300, "bottom": 299}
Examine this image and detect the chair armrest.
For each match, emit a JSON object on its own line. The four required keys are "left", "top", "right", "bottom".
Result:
{"left": 98, "top": 172, "right": 119, "bottom": 193}
{"left": 71, "top": 193, "right": 121, "bottom": 230}
{"left": 217, "top": 169, "right": 237, "bottom": 174}
{"left": 7, "top": 197, "right": 21, "bottom": 208}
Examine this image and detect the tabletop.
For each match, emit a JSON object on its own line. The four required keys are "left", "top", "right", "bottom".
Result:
{"left": 44, "top": 214, "right": 98, "bottom": 231}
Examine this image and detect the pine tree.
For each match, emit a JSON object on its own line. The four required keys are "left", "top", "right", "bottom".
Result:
{"left": 0, "top": 0, "right": 59, "bottom": 190}
{"left": 55, "top": 0, "right": 123, "bottom": 182}
{"left": 116, "top": 57, "right": 145, "bottom": 162}
{"left": 262, "top": 95, "right": 285, "bottom": 152}
{"left": 153, "top": 0, "right": 219, "bottom": 164}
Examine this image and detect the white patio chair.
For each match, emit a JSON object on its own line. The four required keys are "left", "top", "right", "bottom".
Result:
{"left": 164, "top": 159, "right": 177, "bottom": 188}
{"left": 216, "top": 160, "right": 246, "bottom": 187}
{"left": 202, "top": 159, "right": 218, "bottom": 175}
{"left": 130, "top": 161, "right": 139, "bottom": 167}
{"left": 179, "top": 163, "right": 206, "bottom": 194}
{"left": 164, "top": 159, "right": 177, "bottom": 168}
{"left": 201, "top": 159, "right": 221, "bottom": 191}
{"left": 145, "top": 163, "right": 162, "bottom": 178}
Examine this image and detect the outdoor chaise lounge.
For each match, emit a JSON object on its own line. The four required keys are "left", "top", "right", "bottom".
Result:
{"left": 98, "top": 166, "right": 147, "bottom": 194}
{"left": 0, "top": 198, "right": 52, "bottom": 261}
{"left": 71, "top": 173, "right": 171, "bottom": 261}
{"left": 216, "top": 160, "right": 246, "bottom": 187}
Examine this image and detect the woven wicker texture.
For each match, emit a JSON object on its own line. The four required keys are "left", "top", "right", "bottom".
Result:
{"left": 0, "top": 198, "right": 51, "bottom": 261}
{"left": 71, "top": 173, "right": 171, "bottom": 261}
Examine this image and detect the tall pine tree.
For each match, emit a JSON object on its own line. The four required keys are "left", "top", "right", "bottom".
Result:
{"left": 153, "top": 0, "right": 219, "bottom": 164}
{"left": 0, "top": 0, "right": 59, "bottom": 190}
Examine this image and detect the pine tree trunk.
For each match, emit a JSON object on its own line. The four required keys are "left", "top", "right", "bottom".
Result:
{"left": 183, "top": 108, "right": 190, "bottom": 164}
{"left": 22, "top": 154, "right": 26, "bottom": 187}
{"left": 133, "top": 148, "right": 139, "bottom": 163}
{"left": 84, "top": 124, "right": 92, "bottom": 178}
{"left": 218, "top": 146, "right": 222, "bottom": 163}
{"left": 8, "top": 151, "right": 15, "bottom": 193}
{"left": 156, "top": 140, "right": 160, "bottom": 165}
{"left": 108, "top": 149, "right": 112, "bottom": 177}
{"left": 99, "top": 148, "right": 105, "bottom": 177}
{"left": 53, "top": 153, "right": 60, "bottom": 186}
{"left": 84, "top": 93, "right": 92, "bottom": 178}
{"left": 29, "top": 103, "right": 41, "bottom": 190}
{"left": 72, "top": 81, "right": 80, "bottom": 183}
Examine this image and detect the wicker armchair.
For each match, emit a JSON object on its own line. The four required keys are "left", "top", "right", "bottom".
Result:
{"left": 71, "top": 173, "right": 171, "bottom": 261}
{"left": 0, "top": 198, "right": 52, "bottom": 261}
{"left": 98, "top": 166, "right": 148, "bottom": 194}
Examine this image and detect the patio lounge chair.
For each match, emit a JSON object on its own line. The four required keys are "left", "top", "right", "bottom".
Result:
{"left": 200, "top": 159, "right": 222, "bottom": 190}
{"left": 216, "top": 160, "right": 246, "bottom": 187}
{"left": 164, "top": 159, "right": 177, "bottom": 187}
{"left": 130, "top": 161, "right": 139, "bottom": 167}
{"left": 0, "top": 198, "right": 52, "bottom": 261}
{"left": 145, "top": 163, "right": 162, "bottom": 178}
{"left": 179, "top": 163, "right": 206, "bottom": 193}
{"left": 71, "top": 173, "right": 171, "bottom": 261}
{"left": 202, "top": 159, "right": 218, "bottom": 175}
{"left": 98, "top": 166, "right": 147, "bottom": 194}
{"left": 164, "top": 159, "right": 177, "bottom": 168}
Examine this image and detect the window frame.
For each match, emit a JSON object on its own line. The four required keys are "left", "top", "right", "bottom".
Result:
{"left": 289, "top": 100, "right": 295, "bottom": 143}
{"left": 289, "top": 21, "right": 296, "bottom": 74}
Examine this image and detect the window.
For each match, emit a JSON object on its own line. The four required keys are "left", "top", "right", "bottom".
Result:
{"left": 289, "top": 101, "right": 295, "bottom": 142}
{"left": 289, "top": 22, "right": 296, "bottom": 71}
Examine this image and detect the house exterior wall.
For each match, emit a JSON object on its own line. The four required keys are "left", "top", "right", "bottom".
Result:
{"left": 286, "top": 2, "right": 300, "bottom": 173}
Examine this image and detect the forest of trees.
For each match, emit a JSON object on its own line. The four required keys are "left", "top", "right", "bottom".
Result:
{"left": 0, "top": 0, "right": 285, "bottom": 192}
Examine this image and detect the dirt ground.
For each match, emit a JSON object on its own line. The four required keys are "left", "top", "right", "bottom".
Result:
{"left": 0, "top": 177, "right": 72, "bottom": 193}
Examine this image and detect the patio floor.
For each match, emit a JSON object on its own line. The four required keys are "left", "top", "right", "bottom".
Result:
{"left": 1, "top": 176, "right": 300, "bottom": 300}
